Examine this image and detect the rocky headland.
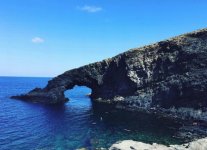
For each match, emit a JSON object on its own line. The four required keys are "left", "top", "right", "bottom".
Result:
{"left": 12, "top": 28, "right": 207, "bottom": 122}
{"left": 12, "top": 28, "right": 207, "bottom": 147}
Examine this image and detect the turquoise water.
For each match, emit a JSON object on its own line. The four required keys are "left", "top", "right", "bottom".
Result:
{"left": 0, "top": 77, "right": 182, "bottom": 150}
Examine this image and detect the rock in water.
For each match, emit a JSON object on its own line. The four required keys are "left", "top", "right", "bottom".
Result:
{"left": 109, "top": 138, "right": 207, "bottom": 150}
{"left": 11, "top": 28, "right": 207, "bottom": 121}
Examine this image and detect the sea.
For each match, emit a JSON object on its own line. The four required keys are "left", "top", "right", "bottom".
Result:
{"left": 0, "top": 77, "right": 183, "bottom": 150}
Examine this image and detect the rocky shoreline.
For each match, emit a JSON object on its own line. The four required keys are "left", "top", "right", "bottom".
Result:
{"left": 109, "top": 137, "right": 207, "bottom": 150}
{"left": 12, "top": 28, "right": 207, "bottom": 144}
{"left": 12, "top": 28, "right": 207, "bottom": 121}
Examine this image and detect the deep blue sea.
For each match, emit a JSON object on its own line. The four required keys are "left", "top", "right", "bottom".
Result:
{"left": 0, "top": 77, "right": 182, "bottom": 150}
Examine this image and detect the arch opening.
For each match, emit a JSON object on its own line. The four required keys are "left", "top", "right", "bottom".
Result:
{"left": 64, "top": 85, "right": 92, "bottom": 108}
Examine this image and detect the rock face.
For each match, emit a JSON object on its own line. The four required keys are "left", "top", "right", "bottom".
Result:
{"left": 109, "top": 138, "right": 207, "bottom": 150}
{"left": 12, "top": 28, "right": 207, "bottom": 120}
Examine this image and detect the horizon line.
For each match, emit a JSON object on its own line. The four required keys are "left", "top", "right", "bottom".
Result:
{"left": 0, "top": 75, "right": 53, "bottom": 78}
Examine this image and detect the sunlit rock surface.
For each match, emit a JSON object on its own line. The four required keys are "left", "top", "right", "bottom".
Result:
{"left": 110, "top": 138, "right": 207, "bottom": 150}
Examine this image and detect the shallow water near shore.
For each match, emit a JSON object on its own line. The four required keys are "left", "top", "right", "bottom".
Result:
{"left": 0, "top": 77, "right": 184, "bottom": 150}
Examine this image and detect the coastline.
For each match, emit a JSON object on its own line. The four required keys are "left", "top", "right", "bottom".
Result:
{"left": 110, "top": 137, "right": 207, "bottom": 150}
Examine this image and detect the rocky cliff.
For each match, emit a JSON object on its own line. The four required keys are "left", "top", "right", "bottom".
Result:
{"left": 12, "top": 28, "right": 207, "bottom": 121}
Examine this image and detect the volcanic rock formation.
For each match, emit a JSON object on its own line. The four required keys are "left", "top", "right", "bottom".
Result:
{"left": 12, "top": 28, "right": 207, "bottom": 121}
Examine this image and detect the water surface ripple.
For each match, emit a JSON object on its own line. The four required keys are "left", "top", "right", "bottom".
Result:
{"left": 0, "top": 77, "right": 182, "bottom": 150}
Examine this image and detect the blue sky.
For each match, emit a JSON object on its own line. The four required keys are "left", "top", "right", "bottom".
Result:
{"left": 0, "top": 0, "right": 207, "bottom": 77}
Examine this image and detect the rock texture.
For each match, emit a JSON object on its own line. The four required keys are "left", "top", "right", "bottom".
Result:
{"left": 109, "top": 138, "right": 207, "bottom": 150}
{"left": 12, "top": 28, "right": 207, "bottom": 120}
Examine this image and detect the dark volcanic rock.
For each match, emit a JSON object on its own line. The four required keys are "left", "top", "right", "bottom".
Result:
{"left": 12, "top": 28, "right": 207, "bottom": 121}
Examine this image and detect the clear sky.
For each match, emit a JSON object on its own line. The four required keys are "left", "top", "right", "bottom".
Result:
{"left": 0, "top": 0, "right": 207, "bottom": 77}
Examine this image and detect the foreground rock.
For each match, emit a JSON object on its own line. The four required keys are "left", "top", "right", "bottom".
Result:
{"left": 110, "top": 138, "right": 207, "bottom": 150}
{"left": 12, "top": 28, "right": 207, "bottom": 122}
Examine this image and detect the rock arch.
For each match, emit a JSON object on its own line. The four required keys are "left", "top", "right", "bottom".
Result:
{"left": 12, "top": 56, "right": 138, "bottom": 104}
{"left": 12, "top": 28, "right": 207, "bottom": 113}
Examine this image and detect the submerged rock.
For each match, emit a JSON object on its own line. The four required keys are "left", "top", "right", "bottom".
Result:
{"left": 12, "top": 28, "right": 207, "bottom": 121}
{"left": 109, "top": 138, "right": 207, "bottom": 150}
